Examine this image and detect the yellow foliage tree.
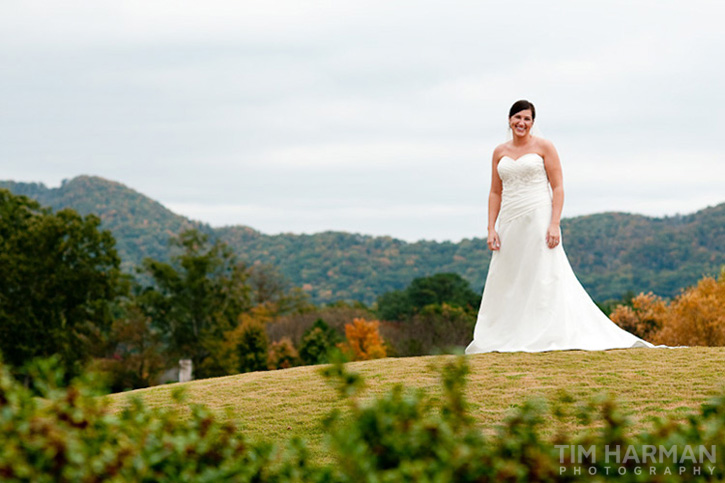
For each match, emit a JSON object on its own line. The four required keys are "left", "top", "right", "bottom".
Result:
{"left": 209, "top": 305, "right": 275, "bottom": 375}
{"left": 268, "top": 337, "right": 299, "bottom": 370}
{"left": 610, "top": 269, "right": 725, "bottom": 347}
{"left": 338, "top": 317, "right": 387, "bottom": 361}
{"left": 654, "top": 269, "right": 725, "bottom": 346}
{"left": 609, "top": 292, "right": 668, "bottom": 341}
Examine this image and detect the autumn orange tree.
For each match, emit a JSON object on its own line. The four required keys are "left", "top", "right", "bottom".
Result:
{"left": 654, "top": 268, "right": 725, "bottom": 346}
{"left": 609, "top": 292, "right": 668, "bottom": 340}
{"left": 338, "top": 317, "right": 387, "bottom": 361}
{"left": 610, "top": 268, "right": 725, "bottom": 346}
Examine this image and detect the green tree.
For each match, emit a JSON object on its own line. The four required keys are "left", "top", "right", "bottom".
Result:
{"left": 376, "top": 289, "right": 411, "bottom": 321}
{"left": 298, "top": 318, "right": 341, "bottom": 365}
{"left": 407, "top": 273, "right": 480, "bottom": 311}
{"left": 236, "top": 319, "right": 269, "bottom": 373}
{"left": 0, "top": 190, "right": 122, "bottom": 378}
{"left": 376, "top": 273, "right": 480, "bottom": 321}
{"left": 138, "top": 229, "right": 251, "bottom": 378}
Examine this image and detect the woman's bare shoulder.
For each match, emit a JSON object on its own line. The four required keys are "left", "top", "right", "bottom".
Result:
{"left": 492, "top": 142, "right": 510, "bottom": 159}
{"left": 535, "top": 137, "right": 558, "bottom": 156}
{"left": 535, "top": 137, "right": 555, "bottom": 149}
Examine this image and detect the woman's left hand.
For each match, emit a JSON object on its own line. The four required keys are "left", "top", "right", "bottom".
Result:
{"left": 546, "top": 224, "right": 561, "bottom": 249}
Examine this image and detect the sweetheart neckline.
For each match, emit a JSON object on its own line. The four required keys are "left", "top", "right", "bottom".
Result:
{"left": 500, "top": 152, "right": 543, "bottom": 163}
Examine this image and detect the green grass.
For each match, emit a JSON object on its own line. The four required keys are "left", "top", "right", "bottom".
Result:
{"left": 105, "top": 347, "right": 725, "bottom": 461}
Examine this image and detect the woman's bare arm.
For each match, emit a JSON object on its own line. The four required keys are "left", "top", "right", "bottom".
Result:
{"left": 541, "top": 140, "right": 564, "bottom": 248}
{"left": 487, "top": 147, "right": 504, "bottom": 250}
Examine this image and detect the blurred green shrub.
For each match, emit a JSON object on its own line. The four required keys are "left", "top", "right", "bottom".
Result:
{"left": 1, "top": 356, "right": 724, "bottom": 482}
{"left": 0, "top": 358, "right": 320, "bottom": 482}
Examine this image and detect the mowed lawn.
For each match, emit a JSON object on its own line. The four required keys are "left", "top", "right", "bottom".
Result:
{"left": 105, "top": 347, "right": 725, "bottom": 460}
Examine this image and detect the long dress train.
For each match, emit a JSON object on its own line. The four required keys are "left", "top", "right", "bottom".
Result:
{"left": 465, "top": 153, "right": 653, "bottom": 353}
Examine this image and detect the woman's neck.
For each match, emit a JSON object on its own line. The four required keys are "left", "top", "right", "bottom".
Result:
{"left": 511, "top": 134, "right": 533, "bottom": 147}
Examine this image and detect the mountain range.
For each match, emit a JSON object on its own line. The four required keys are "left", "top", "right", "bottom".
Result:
{"left": 2, "top": 175, "right": 723, "bottom": 306}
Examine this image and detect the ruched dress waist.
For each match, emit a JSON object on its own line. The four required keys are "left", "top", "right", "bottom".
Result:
{"left": 497, "top": 153, "right": 551, "bottom": 224}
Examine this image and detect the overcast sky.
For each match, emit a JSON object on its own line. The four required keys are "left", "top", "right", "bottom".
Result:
{"left": 2, "top": 1, "right": 724, "bottom": 242}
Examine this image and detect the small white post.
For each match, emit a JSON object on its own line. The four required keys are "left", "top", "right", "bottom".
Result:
{"left": 179, "top": 359, "right": 193, "bottom": 383}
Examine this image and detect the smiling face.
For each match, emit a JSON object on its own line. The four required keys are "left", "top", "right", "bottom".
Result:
{"left": 509, "top": 109, "right": 534, "bottom": 138}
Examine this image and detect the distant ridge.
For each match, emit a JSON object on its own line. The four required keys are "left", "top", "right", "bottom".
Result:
{"left": 0, "top": 176, "right": 211, "bottom": 272}
{"left": 2, "top": 176, "right": 723, "bottom": 305}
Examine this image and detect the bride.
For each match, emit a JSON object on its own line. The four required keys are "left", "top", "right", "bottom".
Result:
{"left": 465, "top": 100, "right": 653, "bottom": 353}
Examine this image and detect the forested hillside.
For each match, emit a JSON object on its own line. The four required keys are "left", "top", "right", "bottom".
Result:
{"left": 2, "top": 176, "right": 723, "bottom": 305}
{"left": 564, "top": 207, "right": 725, "bottom": 301}
{"left": 0, "top": 177, "right": 211, "bottom": 272}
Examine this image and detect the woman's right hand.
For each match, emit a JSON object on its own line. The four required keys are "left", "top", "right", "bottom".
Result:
{"left": 487, "top": 229, "right": 500, "bottom": 251}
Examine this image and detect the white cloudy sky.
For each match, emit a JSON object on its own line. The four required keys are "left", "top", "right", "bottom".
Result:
{"left": 2, "top": 1, "right": 724, "bottom": 242}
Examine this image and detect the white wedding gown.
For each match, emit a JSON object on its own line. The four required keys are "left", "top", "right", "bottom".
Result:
{"left": 465, "top": 153, "right": 654, "bottom": 353}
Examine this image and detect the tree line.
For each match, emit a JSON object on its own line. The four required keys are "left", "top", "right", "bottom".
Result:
{"left": 0, "top": 190, "right": 482, "bottom": 390}
{"left": 1, "top": 188, "right": 723, "bottom": 391}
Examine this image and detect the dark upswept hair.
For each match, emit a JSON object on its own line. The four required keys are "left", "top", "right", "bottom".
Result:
{"left": 509, "top": 100, "right": 535, "bottom": 120}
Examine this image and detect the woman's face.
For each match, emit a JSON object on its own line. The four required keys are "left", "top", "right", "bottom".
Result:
{"left": 509, "top": 109, "right": 534, "bottom": 138}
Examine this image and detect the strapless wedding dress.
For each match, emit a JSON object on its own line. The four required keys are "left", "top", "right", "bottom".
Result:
{"left": 465, "top": 153, "right": 653, "bottom": 353}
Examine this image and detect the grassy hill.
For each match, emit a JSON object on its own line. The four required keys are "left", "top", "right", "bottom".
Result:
{"left": 105, "top": 347, "right": 725, "bottom": 462}
{"left": 2, "top": 175, "right": 723, "bottom": 304}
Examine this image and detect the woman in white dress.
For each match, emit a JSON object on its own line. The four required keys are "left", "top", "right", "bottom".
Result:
{"left": 465, "top": 100, "right": 653, "bottom": 353}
